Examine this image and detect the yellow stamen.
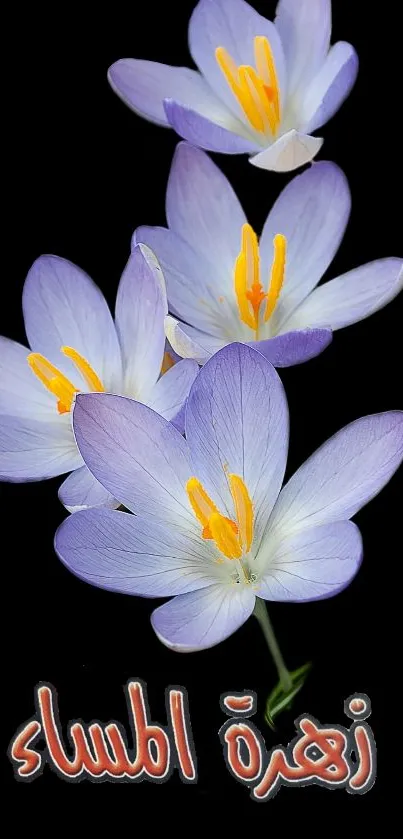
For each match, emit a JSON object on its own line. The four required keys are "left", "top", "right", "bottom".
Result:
{"left": 240, "top": 65, "right": 277, "bottom": 136}
{"left": 27, "top": 347, "right": 105, "bottom": 414}
{"left": 228, "top": 474, "right": 254, "bottom": 554}
{"left": 264, "top": 234, "right": 287, "bottom": 322}
{"left": 215, "top": 36, "right": 281, "bottom": 138}
{"left": 186, "top": 473, "right": 254, "bottom": 564}
{"left": 254, "top": 36, "right": 281, "bottom": 125}
{"left": 27, "top": 354, "right": 79, "bottom": 414}
{"left": 237, "top": 66, "right": 265, "bottom": 133}
{"left": 61, "top": 347, "right": 104, "bottom": 392}
{"left": 234, "top": 252, "right": 256, "bottom": 331}
{"left": 235, "top": 224, "right": 266, "bottom": 333}
{"left": 186, "top": 477, "right": 220, "bottom": 530}
{"left": 160, "top": 351, "right": 175, "bottom": 375}
{"left": 186, "top": 477, "right": 238, "bottom": 543}
{"left": 208, "top": 512, "right": 243, "bottom": 560}
{"left": 233, "top": 226, "right": 288, "bottom": 332}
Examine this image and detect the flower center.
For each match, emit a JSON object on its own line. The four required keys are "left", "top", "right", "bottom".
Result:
{"left": 186, "top": 474, "right": 253, "bottom": 560}
{"left": 234, "top": 224, "right": 287, "bottom": 338}
{"left": 215, "top": 36, "right": 281, "bottom": 138}
{"left": 27, "top": 346, "right": 104, "bottom": 414}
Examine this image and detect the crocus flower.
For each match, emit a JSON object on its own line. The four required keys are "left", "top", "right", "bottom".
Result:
{"left": 0, "top": 244, "right": 198, "bottom": 511}
{"left": 55, "top": 343, "right": 403, "bottom": 652}
{"left": 135, "top": 143, "right": 403, "bottom": 367}
{"left": 108, "top": 0, "right": 359, "bottom": 172}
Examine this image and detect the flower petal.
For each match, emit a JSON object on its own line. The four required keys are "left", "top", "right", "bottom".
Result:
{"left": 251, "top": 328, "right": 332, "bottom": 366}
{"left": 0, "top": 414, "right": 81, "bottom": 481}
{"left": 164, "top": 316, "right": 227, "bottom": 364}
{"left": 249, "top": 129, "right": 323, "bottom": 173}
{"left": 166, "top": 143, "right": 246, "bottom": 285}
{"left": 108, "top": 59, "right": 235, "bottom": 127}
{"left": 146, "top": 359, "right": 199, "bottom": 422}
{"left": 189, "top": 0, "right": 286, "bottom": 118}
{"left": 72, "top": 393, "right": 195, "bottom": 528}
{"left": 258, "top": 521, "right": 363, "bottom": 602}
{"left": 134, "top": 226, "right": 234, "bottom": 336}
{"left": 302, "top": 42, "right": 359, "bottom": 133}
{"left": 58, "top": 465, "right": 119, "bottom": 513}
{"left": 151, "top": 584, "right": 256, "bottom": 652}
{"left": 275, "top": 0, "right": 331, "bottom": 97}
{"left": 55, "top": 508, "right": 219, "bottom": 596}
{"left": 185, "top": 343, "right": 289, "bottom": 546}
{"left": 268, "top": 412, "right": 403, "bottom": 538}
{"left": 0, "top": 336, "right": 56, "bottom": 418}
{"left": 164, "top": 99, "right": 258, "bottom": 153}
{"left": 115, "top": 244, "right": 167, "bottom": 401}
{"left": 22, "top": 255, "right": 122, "bottom": 389}
{"left": 259, "top": 160, "right": 351, "bottom": 330}
{"left": 281, "top": 259, "right": 403, "bottom": 332}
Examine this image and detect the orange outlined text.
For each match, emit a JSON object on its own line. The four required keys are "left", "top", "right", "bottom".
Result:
{"left": 9, "top": 680, "right": 196, "bottom": 784}
{"left": 9, "top": 683, "right": 375, "bottom": 797}
{"left": 219, "top": 692, "right": 376, "bottom": 800}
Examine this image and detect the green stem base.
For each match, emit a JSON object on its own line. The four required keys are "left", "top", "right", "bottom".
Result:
{"left": 253, "top": 598, "right": 292, "bottom": 691}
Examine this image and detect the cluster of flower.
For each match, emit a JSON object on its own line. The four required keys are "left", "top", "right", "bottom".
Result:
{"left": 1, "top": 1, "right": 402, "bottom": 661}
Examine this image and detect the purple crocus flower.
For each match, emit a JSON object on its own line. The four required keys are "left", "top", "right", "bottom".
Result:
{"left": 55, "top": 343, "right": 403, "bottom": 652}
{"left": 135, "top": 143, "right": 403, "bottom": 367}
{"left": 108, "top": 0, "right": 359, "bottom": 172}
{"left": 0, "top": 244, "right": 198, "bottom": 512}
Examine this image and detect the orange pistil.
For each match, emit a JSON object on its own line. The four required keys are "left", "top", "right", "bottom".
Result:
{"left": 234, "top": 224, "right": 287, "bottom": 336}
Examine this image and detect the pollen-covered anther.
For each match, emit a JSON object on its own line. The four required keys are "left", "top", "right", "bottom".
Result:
{"left": 228, "top": 473, "right": 253, "bottom": 554}
{"left": 61, "top": 347, "right": 104, "bottom": 393}
{"left": 186, "top": 474, "right": 254, "bottom": 562}
{"left": 264, "top": 233, "right": 287, "bottom": 322}
{"left": 27, "top": 347, "right": 104, "bottom": 414}
{"left": 215, "top": 35, "right": 281, "bottom": 138}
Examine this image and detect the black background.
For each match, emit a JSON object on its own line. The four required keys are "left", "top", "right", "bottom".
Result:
{"left": 3, "top": 0, "right": 401, "bottom": 816}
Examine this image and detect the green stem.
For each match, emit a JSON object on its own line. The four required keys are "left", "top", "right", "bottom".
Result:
{"left": 253, "top": 598, "right": 292, "bottom": 692}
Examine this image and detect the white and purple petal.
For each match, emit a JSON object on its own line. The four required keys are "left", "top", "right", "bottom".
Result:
{"left": 268, "top": 411, "right": 403, "bottom": 538}
{"left": 0, "top": 336, "right": 56, "bottom": 419}
{"left": 258, "top": 521, "right": 363, "bottom": 602}
{"left": 72, "top": 393, "right": 195, "bottom": 528}
{"left": 259, "top": 160, "right": 351, "bottom": 329}
{"left": 134, "top": 226, "right": 233, "bottom": 335}
{"left": 251, "top": 328, "right": 332, "bottom": 366}
{"left": 275, "top": 0, "right": 331, "bottom": 98}
{"left": 249, "top": 129, "right": 323, "bottom": 173}
{"left": 146, "top": 359, "right": 199, "bottom": 424}
{"left": 108, "top": 59, "right": 234, "bottom": 129}
{"left": 281, "top": 259, "right": 403, "bottom": 332}
{"left": 22, "top": 255, "right": 122, "bottom": 390}
{"left": 164, "top": 99, "right": 258, "bottom": 153}
{"left": 166, "top": 143, "right": 246, "bottom": 286}
{"left": 58, "top": 464, "right": 119, "bottom": 513}
{"left": 115, "top": 244, "right": 167, "bottom": 401}
{"left": 151, "top": 583, "right": 256, "bottom": 652}
{"left": 55, "top": 508, "right": 220, "bottom": 597}
{"left": 0, "top": 414, "right": 81, "bottom": 482}
{"left": 164, "top": 317, "right": 227, "bottom": 364}
{"left": 302, "top": 42, "right": 359, "bottom": 133}
{"left": 185, "top": 343, "right": 289, "bottom": 545}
